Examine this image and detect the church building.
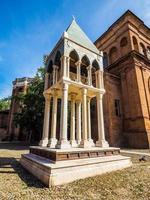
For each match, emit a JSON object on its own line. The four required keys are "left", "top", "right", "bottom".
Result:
{"left": 95, "top": 10, "right": 150, "bottom": 148}
{"left": 3, "top": 10, "right": 150, "bottom": 148}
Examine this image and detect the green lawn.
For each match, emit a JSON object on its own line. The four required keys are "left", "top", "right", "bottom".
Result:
{"left": 0, "top": 143, "right": 150, "bottom": 200}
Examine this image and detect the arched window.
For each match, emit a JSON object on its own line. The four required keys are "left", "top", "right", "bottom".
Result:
{"left": 69, "top": 50, "right": 79, "bottom": 81}
{"left": 109, "top": 47, "right": 118, "bottom": 64}
{"left": 120, "top": 37, "right": 128, "bottom": 56}
{"left": 132, "top": 36, "right": 139, "bottom": 52}
{"left": 81, "top": 55, "right": 90, "bottom": 85}
{"left": 140, "top": 43, "right": 147, "bottom": 57}
{"left": 103, "top": 52, "right": 108, "bottom": 68}
{"left": 147, "top": 46, "right": 150, "bottom": 60}
{"left": 92, "top": 60, "right": 99, "bottom": 87}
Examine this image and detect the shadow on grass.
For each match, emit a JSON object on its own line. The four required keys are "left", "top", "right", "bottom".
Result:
{"left": 0, "top": 157, "right": 45, "bottom": 188}
{"left": 0, "top": 142, "right": 30, "bottom": 150}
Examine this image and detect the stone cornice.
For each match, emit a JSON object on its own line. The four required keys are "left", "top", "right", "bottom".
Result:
{"left": 105, "top": 51, "right": 150, "bottom": 73}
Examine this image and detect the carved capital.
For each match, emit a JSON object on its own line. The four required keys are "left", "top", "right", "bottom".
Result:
{"left": 44, "top": 93, "right": 51, "bottom": 101}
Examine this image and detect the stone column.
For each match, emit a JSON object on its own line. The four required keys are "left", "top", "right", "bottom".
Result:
{"left": 44, "top": 73, "right": 49, "bottom": 90}
{"left": 52, "top": 65, "right": 56, "bottom": 85}
{"left": 55, "top": 66, "right": 58, "bottom": 83}
{"left": 96, "top": 70, "right": 104, "bottom": 89}
{"left": 76, "top": 61, "right": 81, "bottom": 82}
{"left": 70, "top": 94, "right": 77, "bottom": 147}
{"left": 39, "top": 93, "right": 51, "bottom": 147}
{"left": 96, "top": 93, "right": 109, "bottom": 147}
{"left": 87, "top": 97, "right": 95, "bottom": 146}
{"left": 80, "top": 88, "right": 89, "bottom": 148}
{"left": 66, "top": 57, "right": 70, "bottom": 78}
{"left": 76, "top": 100, "right": 81, "bottom": 145}
{"left": 48, "top": 91, "right": 58, "bottom": 148}
{"left": 61, "top": 56, "right": 70, "bottom": 79}
{"left": 56, "top": 83, "right": 71, "bottom": 149}
{"left": 61, "top": 56, "right": 67, "bottom": 78}
{"left": 87, "top": 65, "right": 92, "bottom": 86}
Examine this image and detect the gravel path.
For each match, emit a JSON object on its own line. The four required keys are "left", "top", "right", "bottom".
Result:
{"left": 0, "top": 143, "right": 150, "bottom": 200}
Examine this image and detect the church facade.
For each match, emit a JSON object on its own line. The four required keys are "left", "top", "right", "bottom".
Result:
{"left": 95, "top": 10, "right": 150, "bottom": 148}
{"left": 2, "top": 10, "right": 150, "bottom": 148}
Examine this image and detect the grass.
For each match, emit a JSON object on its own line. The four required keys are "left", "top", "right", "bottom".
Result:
{"left": 0, "top": 143, "right": 150, "bottom": 200}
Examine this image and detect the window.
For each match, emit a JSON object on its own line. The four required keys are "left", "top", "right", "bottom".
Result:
{"left": 114, "top": 99, "right": 121, "bottom": 117}
{"left": 132, "top": 36, "right": 139, "bottom": 52}
{"left": 109, "top": 47, "right": 118, "bottom": 64}
{"left": 120, "top": 37, "right": 128, "bottom": 56}
{"left": 140, "top": 43, "right": 147, "bottom": 57}
{"left": 120, "top": 37, "right": 128, "bottom": 47}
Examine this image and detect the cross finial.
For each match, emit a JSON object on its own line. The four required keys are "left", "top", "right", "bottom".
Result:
{"left": 72, "top": 15, "right": 76, "bottom": 21}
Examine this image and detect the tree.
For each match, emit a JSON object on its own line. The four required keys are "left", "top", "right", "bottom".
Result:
{"left": 14, "top": 67, "right": 45, "bottom": 143}
{"left": 0, "top": 97, "right": 11, "bottom": 111}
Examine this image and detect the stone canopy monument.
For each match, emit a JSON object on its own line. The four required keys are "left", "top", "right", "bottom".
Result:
{"left": 21, "top": 19, "right": 132, "bottom": 186}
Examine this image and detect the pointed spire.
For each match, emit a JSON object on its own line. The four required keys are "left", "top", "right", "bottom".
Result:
{"left": 65, "top": 18, "right": 99, "bottom": 54}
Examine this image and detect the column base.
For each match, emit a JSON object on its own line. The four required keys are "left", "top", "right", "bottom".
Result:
{"left": 70, "top": 140, "right": 78, "bottom": 147}
{"left": 39, "top": 138, "right": 48, "bottom": 147}
{"left": 79, "top": 140, "right": 94, "bottom": 148}
{"left": 56, "top": 140, "right": 71, "bottom": 149}
{"left": 76, "top": 140, "right": 81, "bottom": 146}
{"left": 47, "top": 138, "right": 58, "bottom": 148}
{"left": 88, "top": 139, "right": 95, "bottom": 147}
{"left": 96, "top": 140, "right": 109, "bottom": 148}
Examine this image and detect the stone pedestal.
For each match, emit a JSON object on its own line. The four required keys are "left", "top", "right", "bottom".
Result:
{"left": 20, "top": 146, "right": 132, "bottom": 187}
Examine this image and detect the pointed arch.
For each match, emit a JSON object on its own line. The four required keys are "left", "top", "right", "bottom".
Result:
{"left": 80, "top": 55, "right": 90, "bottom": 85}
{"left": 92, "top": 59, "right": 99, "bottom": 71}
{"left": 91, "top": 59, "right": 99, "bottom": 87}
{"left": 69, "top": 50, "right": 79, "bottom": 81}
{"left": 81, "top": 55, "right": 90, "bottom": 66}
{"left": 69, "top": 49, "right": 79, "bottom": 62}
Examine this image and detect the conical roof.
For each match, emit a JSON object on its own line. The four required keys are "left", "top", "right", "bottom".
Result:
{"left": 65, "top": 19, "right": 99, "bottom": 54}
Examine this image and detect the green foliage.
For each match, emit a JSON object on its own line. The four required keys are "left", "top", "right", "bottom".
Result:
{"left": 0, "top": 97, "right": 11, "bottom": 111}
{"left": 14, "top": 67, "right": 45, "bottom": 142}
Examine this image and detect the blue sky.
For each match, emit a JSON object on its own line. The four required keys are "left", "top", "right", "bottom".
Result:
{"left": 0, "top": 0, "right": 150, "bottom": 98}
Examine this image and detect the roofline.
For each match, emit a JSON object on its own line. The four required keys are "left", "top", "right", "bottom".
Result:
{"left": 94, "top": 10, "right": 150, "bottom": 45}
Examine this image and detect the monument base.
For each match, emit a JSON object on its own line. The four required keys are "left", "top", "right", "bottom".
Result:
{"left": 20, "top": 146, "right": 132, "bottom": 187}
